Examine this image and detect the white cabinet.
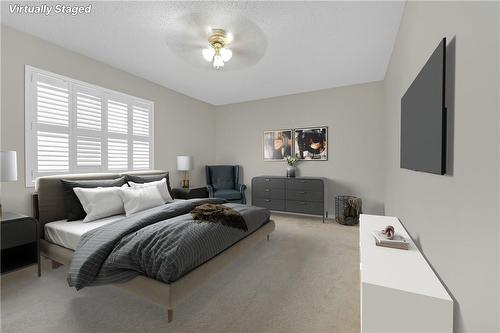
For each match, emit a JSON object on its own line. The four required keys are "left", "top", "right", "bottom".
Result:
{"left": 360, "top": 214, "right": 453, "bottom": 333}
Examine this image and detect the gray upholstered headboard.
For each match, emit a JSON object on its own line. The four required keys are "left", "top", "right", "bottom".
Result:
{"left": 34, "top": 170, "right": 169, "bottom": 227}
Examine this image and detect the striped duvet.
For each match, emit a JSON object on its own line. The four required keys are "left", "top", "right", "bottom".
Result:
{"left": 67, "top": 198, "right": 270, "bottom": 290}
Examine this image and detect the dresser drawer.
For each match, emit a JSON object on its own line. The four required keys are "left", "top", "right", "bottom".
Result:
{"left": 253, "top": 198, "right": 285, "bottom": 211}
{"left": 253, "top": 186, "right": 285, "bottom": 199}
{"left": 286, "top": 178, "right": 323, "bottom": 191}
{"left": 252, "top": 177, "right": 285, "bottom": 189}
{"left": 286, "top": 189, "right": 323, "bottom": 202}
{"left": 285, "top": 200, "right": 323, "bottom": 215}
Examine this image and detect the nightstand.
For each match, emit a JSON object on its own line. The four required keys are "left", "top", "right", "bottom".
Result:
{"left": 172, "top": 187, "right": 209, "bottom": 200}
{"left": 1, "top": 212, "right": 40, "bottom": 276}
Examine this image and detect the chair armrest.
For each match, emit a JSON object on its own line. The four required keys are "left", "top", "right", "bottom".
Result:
{"left": 238, "top": 184, "right": 247, "bottom": 193}
{"left": 238, "top": 184, "right": 247, "bottom": 204}
{"left": 206, "top": 185, "right": 214, "bottom": 197}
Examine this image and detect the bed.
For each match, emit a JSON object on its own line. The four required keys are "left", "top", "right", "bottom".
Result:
{"left": 33, "top": 170, "right": 275, "bottom": 322}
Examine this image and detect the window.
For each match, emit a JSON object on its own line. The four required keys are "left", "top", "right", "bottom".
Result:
{"left": 25, "top": 66, "right": 154, "bottom": 186}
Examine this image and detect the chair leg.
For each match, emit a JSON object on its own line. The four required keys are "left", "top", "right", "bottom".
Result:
{"left": 167, "top": 309, "right": 173, "bottom": 322}
{"left": 267, "top": 234, "right": 270, "bottom": 241}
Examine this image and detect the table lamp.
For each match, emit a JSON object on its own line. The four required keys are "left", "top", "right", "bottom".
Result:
{"left": 176, "top": 155, "right": 193, "bottom": 188}
{"left": 0, "top": 150, "right": 18, "bottom": 216}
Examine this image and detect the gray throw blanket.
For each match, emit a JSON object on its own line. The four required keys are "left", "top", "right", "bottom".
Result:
{"left": 67, "top": 198, "right": 270, "bottom": 290}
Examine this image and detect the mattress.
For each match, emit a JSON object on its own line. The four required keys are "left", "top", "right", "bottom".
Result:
{"left": 44, "top": 215, "right": 125, "bottom": 250}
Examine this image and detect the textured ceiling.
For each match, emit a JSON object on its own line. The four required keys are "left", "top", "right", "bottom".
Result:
{"left": 1, "top": 1, "right": 404, "bottom": 105}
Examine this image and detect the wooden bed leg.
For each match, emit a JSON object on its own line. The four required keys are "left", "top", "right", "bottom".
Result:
{"left": 51, "top": 260, "right": 62, "bottom": 269}
{"left": 267, "top": 234, "right": 270, "bottom": 241}
{"left": 167, "top": 309, "right": 173, "bottom": 322}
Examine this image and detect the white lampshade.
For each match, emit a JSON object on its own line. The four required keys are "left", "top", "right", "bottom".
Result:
{"left": 0, "top": 151, "right": 18, "bottom": 182}
{"left": 176, "top": 155, "right": 193, "bottom": 171}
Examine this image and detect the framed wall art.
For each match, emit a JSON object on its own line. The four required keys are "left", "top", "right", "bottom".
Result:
{"left": 263, "top": 129, "right": 293, "bottom": 161}
{"left": 294, "top": 126, "right": 328, "bottom": 160}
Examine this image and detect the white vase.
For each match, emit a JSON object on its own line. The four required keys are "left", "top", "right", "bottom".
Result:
{"left": 286, "top": 165, "right": 296, "bottom": 177}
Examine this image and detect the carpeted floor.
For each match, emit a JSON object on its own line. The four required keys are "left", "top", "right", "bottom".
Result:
{"left": 1, "top": 213, "right": 360, "bottom": 333}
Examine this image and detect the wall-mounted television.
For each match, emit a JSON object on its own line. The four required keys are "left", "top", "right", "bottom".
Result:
{"left": 401, "top": 38, "right": 446, "bottom": 175}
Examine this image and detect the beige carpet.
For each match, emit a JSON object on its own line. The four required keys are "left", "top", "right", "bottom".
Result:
{"left": 1, "top": 213, "right": 360, "bottom": 333}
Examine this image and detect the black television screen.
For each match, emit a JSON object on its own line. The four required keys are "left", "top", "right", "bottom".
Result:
{"left": 401, "top": 38, "right": 446, "bottom": 175}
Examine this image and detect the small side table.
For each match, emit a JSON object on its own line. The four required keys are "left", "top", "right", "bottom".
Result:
{"left": 0, "top": 212, "right": 40, "bottom": 276}
{"left": 172, "top": 187, "right": 209, "bottom": 200}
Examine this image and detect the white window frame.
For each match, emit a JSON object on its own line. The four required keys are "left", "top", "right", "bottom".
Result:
{"left": 25, "top": 65, "right": 155, "bottom": 187}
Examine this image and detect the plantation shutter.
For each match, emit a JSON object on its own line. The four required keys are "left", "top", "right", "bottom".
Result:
{"left": 133, "top": 141, "right": 150, "bottom": 169}
{"left": 76, "top": 89, "right": 102, "bottom": 131}
{"left": 75, "top": 85, "right": 103, "bottom": 170}
{"left": 77, "top": 136, "right": 102, "bottom": 167}
{"left": 26, "top": 67, "right": 154, "bottom": 185}
{"left": 105, "top": 95, "right": 129, "bottom": 171}
{"left": 107, "top": 99, "right": 128, "bottom": 134}
{"left": 133, "top": 103, "right": 150, "bottom": 137}
{"left": 132, "top": 102, "right": 152, "bottom": 170}
{"left": 108, "top": 138, "right": 128, "bottom": 170}
{"left": 33, "top": 74, "right": 70, "bottom": 174}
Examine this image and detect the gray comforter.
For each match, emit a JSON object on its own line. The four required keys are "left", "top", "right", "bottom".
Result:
{"left": 67, "top": 198, "right": 270, "bottom": 290}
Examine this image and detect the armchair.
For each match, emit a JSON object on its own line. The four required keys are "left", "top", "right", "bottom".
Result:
{"left": 205, "top": 165, "right": 246, "bottom": 204}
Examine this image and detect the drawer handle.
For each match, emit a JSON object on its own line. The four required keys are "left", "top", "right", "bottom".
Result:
{"left": 265, "top": 199, "right": 271, "bottom": 202}
{"left": 300, "top": 202, "right": 307, "bottom": 205}
{"left": 299, "top": 191, "right": 306, "bottom": 194}
{"left": 265, "top": 189, "right": 270, "bottom": 192}
{"left": 265, "top": 179, "right": 270, "bottom": 182}
{"left": 300, "top": 180, "right": 307, "bottom": 183}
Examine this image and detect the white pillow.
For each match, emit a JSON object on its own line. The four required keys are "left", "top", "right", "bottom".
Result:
{"left": 127, "top": 178, "right": 173, "bottom": 203}
{"left": 118, "top": 185, "right": 165, "bottom": 216}
{"left": 73, "top": 187, "right": 125, "bottom": 223}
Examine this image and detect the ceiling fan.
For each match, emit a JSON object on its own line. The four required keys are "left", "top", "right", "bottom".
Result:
{"left": 164, "top": 13, "right": 267, "bottom": 71}
{"left": 202, "top": 28, "right": 233, "bottom": 70}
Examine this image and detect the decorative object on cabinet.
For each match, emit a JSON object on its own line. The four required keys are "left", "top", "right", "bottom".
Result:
{"left": 0, "top": 150, "right": 18, "bottom": 216}
{"left": 285, "top": 155, "right": 299, "bottom": 177}
{"left": 371, "top": 229, "right": 409, "bottom": 250}
{"left": 177, "top": 155, "right": 193, "bottom": 188}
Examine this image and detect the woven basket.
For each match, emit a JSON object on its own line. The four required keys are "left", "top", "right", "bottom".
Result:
{"left": 335, "top": 195, "right": 362, "bottom": 226}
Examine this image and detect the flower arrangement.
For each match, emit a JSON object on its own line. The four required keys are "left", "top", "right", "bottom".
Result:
{"left": 285, "top": 155, "right": 299, "bottom": 166}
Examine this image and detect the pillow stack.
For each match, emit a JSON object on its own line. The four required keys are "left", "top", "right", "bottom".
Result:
{"left": 62, "top": 174, "right": 174, "bottom": 222}
{"left": 120, "top": 179, "right": 171, "bottom": 216}
{"left": 73, "top": 187, "right": 125, "bottom": 222}
{"left": 61, "top": 177, "right": 127, "bottom": 221}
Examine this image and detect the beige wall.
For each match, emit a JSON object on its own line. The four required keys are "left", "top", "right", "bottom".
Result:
{"left": 383, "top": 2, "right": 500, "bottom": 332}
{"left": 215, "top": 82, "right": 386, "bottom": 216}
{"left": 1, "top": 26, "right": 216, "bottom": 215}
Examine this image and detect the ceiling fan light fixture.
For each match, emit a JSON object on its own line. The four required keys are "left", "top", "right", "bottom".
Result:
{"left": 220, "top": 48, "right": 232, "bottom": 62}
{"left": 202, "top": 48, "right": 215, "bottom": 62}
{"left": 203, "top": 28, "right": 232, "bottom": 70}
{"left": 213, "top": 54, "right": 224, "bottom": 69}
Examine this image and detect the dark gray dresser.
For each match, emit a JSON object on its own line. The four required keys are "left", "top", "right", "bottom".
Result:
{"left": 252, "top": 176, "right": 327, "bottom": 222}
